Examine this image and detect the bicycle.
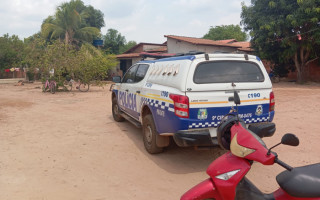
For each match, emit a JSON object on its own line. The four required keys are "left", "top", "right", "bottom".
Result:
{"left": 42, "top": 79, "right": 57, "bottom": 94}
{"left": 63, "top": 79, "right": 90, "bottom": 92}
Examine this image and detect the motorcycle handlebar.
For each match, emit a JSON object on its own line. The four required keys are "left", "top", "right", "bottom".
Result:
{"left": 275, "top": 158, "right": 293, "bottom": 171}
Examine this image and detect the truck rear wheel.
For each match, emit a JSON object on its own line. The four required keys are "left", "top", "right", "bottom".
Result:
{"left": 112, "top": 97, "right": 125, "bottom": 122}
{"left": 142, "top": 114, "right": 163, "bottom": 154}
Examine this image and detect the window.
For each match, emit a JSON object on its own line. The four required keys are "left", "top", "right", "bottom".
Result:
{"left": 122, "top": 65, "right": 138, "bottom": 83}
{"left": 135, "top": 64, "right": 149, "bottom": 82}
{"left": 194, "top": 61, "right": 264, "bottom": 84}
{"left": 122, "top": 64, "right": 149, "bottom": 83}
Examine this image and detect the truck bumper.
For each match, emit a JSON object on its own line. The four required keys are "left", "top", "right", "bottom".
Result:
{"left": 173, "top": 129, "right": 218, "bottom": 147}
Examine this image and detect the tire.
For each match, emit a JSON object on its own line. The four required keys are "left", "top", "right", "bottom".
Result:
{"left": 79, "top": 83, "right": 89, "bottom": 92}
{"left": 50, "top": 83, "right": 56, "bottom": 94}
{"left": 112, "top": 98, "right": 125, "bottom": 122}
{"left": 142, "top": 114, "right": 163, "bottom": 154}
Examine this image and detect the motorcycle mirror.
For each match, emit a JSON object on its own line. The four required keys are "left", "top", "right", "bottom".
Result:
{"left": 267, "top": 133, "right": 299, "bottom": 155}
{"left": 281, "top": 133, "right": 299, "bottom": 146}
{"left": 233, "top": 91, "right": 241, "bottom": 105}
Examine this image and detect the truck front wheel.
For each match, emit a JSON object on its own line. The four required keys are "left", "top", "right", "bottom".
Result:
{"left": 112, "top": 97, "right": 125, "bottom": 122}
{"left": 142, "top": 114, "right": 164, "bottom": 154}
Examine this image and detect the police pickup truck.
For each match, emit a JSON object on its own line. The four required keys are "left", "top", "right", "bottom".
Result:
{"left": 111, "top": 53, "right": 275, "bottom": 154}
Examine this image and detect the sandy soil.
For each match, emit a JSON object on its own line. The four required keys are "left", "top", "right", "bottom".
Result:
{"left": 0, "top": 81, "right": 320, "bottom": 200}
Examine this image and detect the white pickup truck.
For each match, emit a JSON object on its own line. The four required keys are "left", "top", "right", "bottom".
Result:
{"left": 111, "top": 53, "right": 275, "bottom": 154}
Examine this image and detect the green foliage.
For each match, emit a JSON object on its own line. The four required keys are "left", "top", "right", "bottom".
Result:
{"left": 72, "top": 43, "right": 118, "bottom": 84}
{"left": 203, "top": 25, "right": 248, "bottom": 41}
{"left": 41, "top": 0, "right": 103, "bottom": 45}
{"left": 24, "top": 34, "right": 47, "bottom": 69}
{"left": 0, "top": 34, "right": 25, "bottom": 71}
{"left": 1, "top": 0, "right": 118, "bottom": 86}
{"left": 103, "top": 29, "right": 126, "bottom": 54}
{"left": 103, "top": 29, "right": 138, "bottom": 55}
{"left": 83, "top": 5, "right": 105, "bottom": 29}
{"left": 241, "top": 0, "right": 320, "bottom": 83}
{"left": 26, "top": 71, "right": 35, "bottom": 81}
{"left": 120, "top": 40, "right": 137, "bottom": 54}
{"left": 24, "top": 38, "right": 118, "bottom": 86}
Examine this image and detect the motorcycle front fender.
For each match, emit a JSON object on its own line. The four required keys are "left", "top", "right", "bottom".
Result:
{"left": 180, "top": 178, "right": 221, "bottom": 200}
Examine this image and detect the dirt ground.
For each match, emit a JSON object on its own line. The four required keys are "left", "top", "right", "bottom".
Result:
{"left": 0, "top": 81, "right": 320, "bottom": 200}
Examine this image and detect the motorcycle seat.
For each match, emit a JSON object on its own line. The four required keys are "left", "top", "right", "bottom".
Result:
{"left": 276, "top": 163, "right": 320, "bottom": 198}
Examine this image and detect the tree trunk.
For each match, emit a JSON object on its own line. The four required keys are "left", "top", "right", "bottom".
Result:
{"left": 65, "top": 31, "right": 69, "bottom": 44}
{"left": 293, "top": 47, "right": 310, "bottom": 84}
{"left": 294, "top": 52, "right": 302, "bottom": 83}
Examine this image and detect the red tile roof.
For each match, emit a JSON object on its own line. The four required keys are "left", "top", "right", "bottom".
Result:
{"left": 116, "top": 53, "right": 141, "bottom": 58}
{"left": 165, "top": 35, "right": 242, "bottom": 48}
{"left": 116, "top": 36, "right": 253, "bottom": 59}
{"left": 232, "top": 41, "right": 253, "bottom": 52}
{"left": 147, "top": 46, "right": 168, "bottom": 52}
{"left": 123, "top": 43, "right": 167, "bottom": 54}
{"left": 216, "top": 39, "right": 238, "bottom": 44}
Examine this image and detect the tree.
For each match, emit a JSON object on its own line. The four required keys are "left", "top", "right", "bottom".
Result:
{"left": 73, "top": 43, "right": 118, "bottom": 84}
{"left": 241, "top": 0, "right": 320, "bottom": 83}
{"left": 120, "top": 40, "right": 137, "bottom": 54}
{"left": 203, "top": 25, "right": 248, "bottom": 41}
{"left": 41, "top": 0, "right": 102, "bottom": 45}
{"left": 103, "top": 29, "right": 126, "bottom": 54}
{"left": 24, "top": 38, "right": 117, "bottom": 85}
{"left": 0, "top": 34, "right": 25, "bottom": 72}
{"left": 83, "top": 5, "right": 105, "bottom": 29}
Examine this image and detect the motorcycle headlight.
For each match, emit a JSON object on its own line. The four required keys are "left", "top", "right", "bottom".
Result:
{"left": 215, "top": 169, "right": 240, "bottom": 180}
{"left": 230, "top": 133, "right": 255, "bottom": 157}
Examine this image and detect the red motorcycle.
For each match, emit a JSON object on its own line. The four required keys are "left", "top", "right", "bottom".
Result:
{"left": 181, "top": 91, "right": 320, "bottom": 200}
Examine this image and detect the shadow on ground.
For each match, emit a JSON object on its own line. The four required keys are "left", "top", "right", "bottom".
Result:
{"left": 110, "top": 116, "right": 226, "bottom": 174}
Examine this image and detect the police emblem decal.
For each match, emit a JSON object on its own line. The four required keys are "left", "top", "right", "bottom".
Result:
{"left": 255, "top": 105, "right": 263, "bottom": 116}
{"left": 197, "top": 108, "right": 208, "bottom": 120}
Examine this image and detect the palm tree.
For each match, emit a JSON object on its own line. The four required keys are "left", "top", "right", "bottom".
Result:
{"left": 41, "top": 0, "right": 101, "bottom": 44}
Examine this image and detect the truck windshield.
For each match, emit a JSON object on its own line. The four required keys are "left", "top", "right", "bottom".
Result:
{"left": 194, "top": 61, "right": 264, "bottom": 84}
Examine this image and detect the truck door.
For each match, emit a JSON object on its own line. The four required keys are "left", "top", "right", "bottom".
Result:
{"left": 118, "top": 64, "right": 138, "bottom": 118}
{"left": 132, "top": 64, "right": 150, "bottom": 118}
{"left": 119, "top": 64, "right": 149, "bottom": 120}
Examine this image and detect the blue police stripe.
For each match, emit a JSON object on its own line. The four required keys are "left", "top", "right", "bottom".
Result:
{"left": 114, "top": 89, "right": 274, "bottom": 134}
{"left": 188, "top": 104, "right": 270, "bottom": 129}
{"left": 144, "top": 101, "right": 272, "bottom": 133}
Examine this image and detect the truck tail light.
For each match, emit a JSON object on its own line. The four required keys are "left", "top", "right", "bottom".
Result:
{"left": 169, "top": 94, "right": 189, "bottom": 118}
{"left": 269, "top": 91, "right": 275, "bottom": 112}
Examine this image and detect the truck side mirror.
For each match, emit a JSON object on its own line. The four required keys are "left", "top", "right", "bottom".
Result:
{"left": 112, "top": 76, "right": 121, "bottom": 83}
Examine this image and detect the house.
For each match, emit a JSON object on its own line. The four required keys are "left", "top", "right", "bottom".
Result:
{"left": 165, "top": 35, "right": 253, "bottom": 54}
{"left": 115, "top": 35, "right": 253, "bottom": 76}
{"left": 115, "top": 43, "right": 167, "bottom": 75}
